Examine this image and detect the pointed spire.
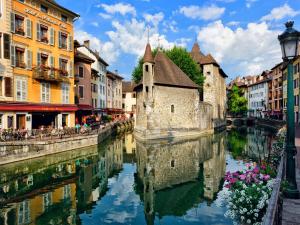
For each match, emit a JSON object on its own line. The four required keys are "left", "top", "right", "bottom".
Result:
{"left": 191, "top": 41, "right": 200, "bottom": 54}
{"left": 143, "top": 43, "right": 154, "bottom": 63}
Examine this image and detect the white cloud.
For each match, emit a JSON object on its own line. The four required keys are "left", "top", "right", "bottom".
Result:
{"left": 163, "top": 20, "right": 178, "bottom": 33}
{"left": 246, "top": 0, "right": 258, "bottom": 8}
{"left": 227, "top": 21, "right": 240, "bottom": 26}
{"left": 74, "top": 30, "right": 120, "bottom": 64}
{"left": 260, "top": 4, "right": 300, "bottom": 21}
{"left": 143, "top": 12, "right": 164, "bottom": 27}
{"left": 197, "top": 20, "right": 281, "bottom": 77}
{"left": 179, "top": 4, "right": 225, "bottom": 20}
{"left": 91, "top": 22, "right": 99, "bottom": 27}
{"left": 99, "top": 3, "right": 136, "bottom": 16}
{"left": 106, "top": 19, "right": 179, "bottom": 57}
{"left": 99, "top": 13, "right": 112, "bottom": 19}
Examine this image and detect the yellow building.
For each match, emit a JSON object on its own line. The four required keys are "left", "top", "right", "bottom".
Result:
{"left": 283, "top": 56, "right": 300, "bottom": 123}
{"left": 0, "top": 0, "right": 79, "bottom": 129}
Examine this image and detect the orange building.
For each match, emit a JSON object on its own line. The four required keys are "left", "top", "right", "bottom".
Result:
{"left": 0, "top": 0, "right": 79, "bottom": 129}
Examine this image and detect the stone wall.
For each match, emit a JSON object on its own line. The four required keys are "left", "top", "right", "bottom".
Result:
{"left": 0, "top": 121, "right": 133, "bottom": 165}
{"left": 203, "top": 64, "right": 227, "bottom": 128}
{"left": 135, "top": 85, "right": 213, "bottom": 139}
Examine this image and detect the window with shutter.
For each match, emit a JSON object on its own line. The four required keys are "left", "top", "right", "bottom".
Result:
{"left": 15, "top": 77, "right": 27, "bottom": 101}
{"left": 10, "top": 45, "right": 15, "bottom": 67}
{"left": 26, "top": 50, "right": 32, "bottom": 69}
{"left": 37, "top": 52, "right": 41, "bottom": 66}
{"left": 58, "top": 31, "right": 62, "bottom": 48}
{"left": 36, "top": 23, "right": 40, "bottom": 41}
{"left": 50, "top": 28, "right": 54, "bottom": 45}
{"left": 68, "top": 35, "right": 72, "bottom": 51}
{"left": 10, "top": 13, "right": 15, "bottom": 33}
{"left": 3, "top": 34, "right": 10, "bottom": 59}
{"left": 41, "top": 83, "right": 50, "bottom": 103}
{"left": 69, "top": 61, "right": 73, "bottom": 77}
{"left": 4, "top": 77, "right": 12, "bottom": 97}
{"left": 62, "top": 83, "right": 70, "bottom": 104}
{"left": 26, "top": 19, "right": 32, "bottom": 38}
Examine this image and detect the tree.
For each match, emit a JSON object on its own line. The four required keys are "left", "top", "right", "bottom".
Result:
{"left": 228, "top": 84, "right": 248, "bottom": 116}
{"left": 132, "top": 47, "right": 204, "bottom": 88}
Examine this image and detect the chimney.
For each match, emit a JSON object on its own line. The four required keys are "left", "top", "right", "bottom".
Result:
{"left": 84, "top": 40, "right": 90, "bottom": 48}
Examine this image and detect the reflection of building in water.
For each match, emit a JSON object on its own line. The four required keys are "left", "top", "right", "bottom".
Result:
{"left": 203, "top": 132, "right": 226, "bottom": 200}
{"left": 0, "top": 183, "right": 77, "bottom": 225}
{"left": 245, "top": 127, "right": 273, "bottom": 160}
{"left": 123, "top": 133, "right": 137, "bottom": 163}
{"left": 105, "top": 137, "right": 123, "bottom": 177}
{"left": 135, "top": 133, "right": 226, "bottom": 225}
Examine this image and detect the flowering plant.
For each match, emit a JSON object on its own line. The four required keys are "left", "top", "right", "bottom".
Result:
{"left": 217, "top": 164, "right": 274, "bottom": 225}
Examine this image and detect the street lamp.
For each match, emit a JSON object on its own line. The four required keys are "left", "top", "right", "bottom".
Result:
{"left": 278, "top": 21, "right": 300, "bottom": 198}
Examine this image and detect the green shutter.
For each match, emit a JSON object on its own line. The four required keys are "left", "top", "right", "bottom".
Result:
{"left": 10, "top": 45, "right": 15, "bottom": 67}
{"left": 10, "top": 13, "right": 15, "bottom": 33}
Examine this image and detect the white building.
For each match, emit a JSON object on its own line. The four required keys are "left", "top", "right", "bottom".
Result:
{"left": 77, "top": 40, "right": 109, "bottom": 111}
{"left": 122, "top": 81, "right": 136, "bottom": 119}
{"left": 248, "top": 78, "right": 269, "bottom": 118}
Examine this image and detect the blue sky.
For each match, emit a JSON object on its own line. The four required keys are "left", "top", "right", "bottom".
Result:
{"left": 56, "top": 0, "right": 300, "bottom": 81}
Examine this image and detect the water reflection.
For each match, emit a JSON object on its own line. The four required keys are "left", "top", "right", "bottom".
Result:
{"left": 0, "top": 126, "right": 274, "bottom": 225}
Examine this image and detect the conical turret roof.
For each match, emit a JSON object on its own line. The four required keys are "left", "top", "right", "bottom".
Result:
{"left": 143, "top": 43, "right": 154, "bottom": 63}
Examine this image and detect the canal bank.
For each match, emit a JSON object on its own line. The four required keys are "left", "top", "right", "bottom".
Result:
{"left": 0, "top": 120, "right": 133, "bottom": 165}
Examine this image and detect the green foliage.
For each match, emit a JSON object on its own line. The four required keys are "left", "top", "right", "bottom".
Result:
{"left": 227, "top": 129, "right": 248, "bottom": 159}
{"left": 228, "top": 84, "right": 248, "bottom": 115}
{"left": 132, "top": 47, "right": 204, "bottom": 88}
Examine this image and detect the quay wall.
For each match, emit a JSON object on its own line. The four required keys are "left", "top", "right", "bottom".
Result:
{"left": 0, "top": 121, "right": 133, "bottom": 165}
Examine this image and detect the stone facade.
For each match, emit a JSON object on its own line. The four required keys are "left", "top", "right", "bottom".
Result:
{"left": 202, "top": 63, "right": 227, "bottom": 128}
{"left": 190, "top": 42, "right": 227, "bottom": 129}
{"left": 135, "top": 45, "right": 213, "bottom": 140}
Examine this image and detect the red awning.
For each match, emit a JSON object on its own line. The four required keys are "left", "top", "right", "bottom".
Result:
{"left": 0, "top": 102, "right": 77, "bottom": 112}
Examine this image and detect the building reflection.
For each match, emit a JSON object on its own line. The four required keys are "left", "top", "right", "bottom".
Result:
{"left": 0, "top": 135, "right": 124, "bottom": 225}
{"left": 134, "top": 132, "right": 226, "bottom": 225}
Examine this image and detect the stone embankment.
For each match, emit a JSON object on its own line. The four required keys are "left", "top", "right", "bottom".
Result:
{"left": 227, "top": 117, "right": 285, "bottom": 130}
{"left": 0, "top": 120, "right": 133, "bottom": 165}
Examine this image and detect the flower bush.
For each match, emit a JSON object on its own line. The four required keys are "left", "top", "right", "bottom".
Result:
{"left": 217, "top": 127, "right": 286, "bottom": 225}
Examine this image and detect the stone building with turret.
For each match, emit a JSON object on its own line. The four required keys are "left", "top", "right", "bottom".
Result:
{"left": 190, "top": 42, "right": 227, "bottom": 129}
{"left": 134, "top": 43, "right": 213, "bottom": 140}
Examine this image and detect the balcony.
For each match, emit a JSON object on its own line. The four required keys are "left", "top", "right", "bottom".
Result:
{"left": 16, "top": 60, "right": 26, "bottom": 69}
{"left": 33, "top": 66, "right": 70, "bottom": 83}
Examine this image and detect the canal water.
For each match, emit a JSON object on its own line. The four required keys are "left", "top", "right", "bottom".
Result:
{"left": 0, "top": 126, "right": 275, "bottom": 225}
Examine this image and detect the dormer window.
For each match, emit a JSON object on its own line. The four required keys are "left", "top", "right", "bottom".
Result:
{"left": 41, "top": 5, "right": 48, "bottom": 13}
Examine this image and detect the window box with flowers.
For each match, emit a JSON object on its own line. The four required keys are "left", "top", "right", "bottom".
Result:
{"left": 41, "top": 36, "right": 49, "bottom": 43}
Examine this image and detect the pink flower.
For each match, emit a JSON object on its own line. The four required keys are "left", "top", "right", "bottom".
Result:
{"left": 261, "top": 165, "right": 266, "bottom": 170}
{"left": 253, "top": 167, "right": 260, "bottom": 174}
{"left": 239, "top": 174, "right": 246, "bottom": 180}
{"left": 263, "top": 175, "right": 270, "bottom": 181}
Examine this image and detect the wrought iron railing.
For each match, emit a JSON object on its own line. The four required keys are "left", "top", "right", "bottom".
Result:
{"left": 32, "top": 66, "right": 70, "bottom": 83}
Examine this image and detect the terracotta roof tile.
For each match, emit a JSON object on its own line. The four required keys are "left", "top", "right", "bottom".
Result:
{"left": 143, "top": 43, "right": 154, "bottom": 63}
{"left": 122, "top": 81, "right": 136, "bottom": 92}
{"left": 152, "top": 51, "right": 198, "bottom": 89}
